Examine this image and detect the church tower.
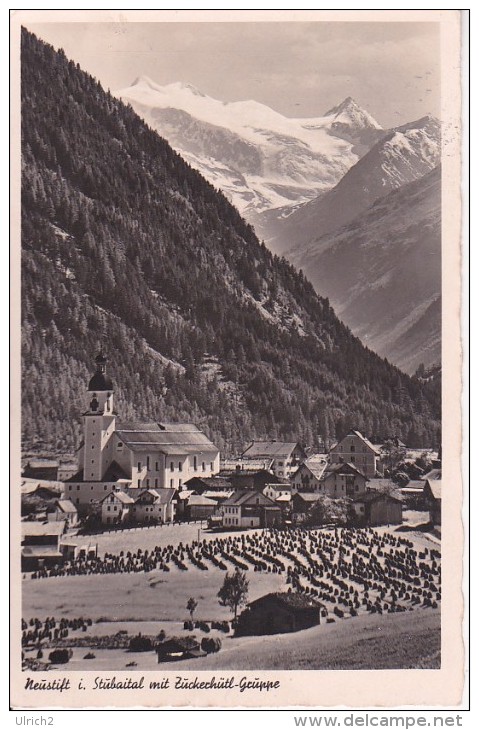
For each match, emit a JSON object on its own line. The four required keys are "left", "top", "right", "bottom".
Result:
{"left": 83, "top": 354, "right": 116, "bottom": 481}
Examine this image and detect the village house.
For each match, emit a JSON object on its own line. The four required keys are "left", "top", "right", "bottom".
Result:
{"left": 65, "top": 354, "right": 220, "bottom": 515}
{"left": 221, "top": 489, "right": 282, "bottom": 529}
{"left": 240, "top": 441, "right": 307, "bottom": 478}
{"left": 183, "top": 493, "right": 218, "bottom": 522}
{"left": 235, "top": 592, "right": 325, "bottom": 636}
{"left": 320, "top": 462, "right": 368, "bottom": 498}
{"left": 291, "top": 492, "right": 321, "bottom": 523}
{"left": 22, "top": 459, "right": 60, "bottom": 481}
{"left": 100, "top": 490, "right": 134, "bottom": 525}
{"left": 290, "top": 455, "right": 328, "bottom": 494}
{"left": 423, "top": 479, "right": 441, "bottom": 525}
{"left": 21, "top": 520, "right": 67, "bottom": 571}
{"left": 220, "top": 458, "right": 274, "bottom": 474}
{"left": 229, "top": 468, "right": 288, "bottom": 492}
{"left": 263, "top": 482, "right": 293, "bottom": 502}
{"left": 352, "top": 492, "right": 403, "bottom": 526}
{"left": 47, "top": 499, "right": 79, "bottom": 527}
{"left": 329, "top": 430, "right": 380, "bottom": 478}
{"left": 130, "top": 488, "right": 176, "bottom": 524}
{"left": 183, "top": 475, "right": 232, "bottom": 494}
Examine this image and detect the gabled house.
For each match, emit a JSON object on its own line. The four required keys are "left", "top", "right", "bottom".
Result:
{"left": 21, "top": 520, "right": 67, "bottom": 571}
{"left": 240, "top": 441, "right": 307, "bottom": 478}
{"left": 329, "top": 430, "right": 380, "bottom": 478}
{"left": 352, "top": 491, "right": 403, "bottom": 526}
{"left": 291, "top": 492, "right": 321, "bottom": 522}
{"left": 47, "top": 499, "right": 79, "bottom": 527}
{"left": 290, "top": 455, "right": 328, "bottom": 494}
{"left": 100, "top": 490, "right": 134, "bottom": 525}
{"left": 263, "top": 483, "right": 292, "bottom": 502}
{"left": 221, "top": 489, "right": 282, "bottom": 529}
{"left": 320, "top": 462, "right": 368, "bottom": 498}
{"left": 423, "top": 479, "right": 441, "bottom": 525}
{"left": 235, "top": 592, "right": 324, "bottom": 636}
{"left": 131, "top": 488, "right": 176, "bottom": 524}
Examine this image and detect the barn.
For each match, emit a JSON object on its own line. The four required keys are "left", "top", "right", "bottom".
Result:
{"left": 235, "top": 591, "right": 324, "bottom": 636}
{"left": 353, "top": 492, "right": 403, "bottom": 526}
{"left": 156, "top": 636, "right": 206, "bottom": 662}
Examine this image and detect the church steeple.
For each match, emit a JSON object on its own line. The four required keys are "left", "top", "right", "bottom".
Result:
{"left": 83, "top": 353, "right": 116, "bottom": 481}
{"left": 87, "top": 353, "right": 114, "bottom": 415}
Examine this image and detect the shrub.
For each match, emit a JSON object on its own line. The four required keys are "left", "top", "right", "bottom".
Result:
{"left": 128, "top": 635, "right": 153, "bottom": 652}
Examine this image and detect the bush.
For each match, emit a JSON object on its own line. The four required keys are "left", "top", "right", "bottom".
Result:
{"left": 128, "top": 635, "right": 153, "bottom": 652}
{"left": 198, "top": 621, "right": 210, "bottom": 633}
{"left": 201, "top": 637, "right": 222, "bottom": 654}
{"left": 48, "top": 649, "right": 72, "bottom": 664}
{"left": 184, "top": 620, "right": 194, "bottom": 631}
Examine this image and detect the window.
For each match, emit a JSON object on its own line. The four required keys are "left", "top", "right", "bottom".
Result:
{"left": 77, "top": 485, "right": 80, "bottom": 491}
{"left": 113, "top": 505, "right": 117, "bottom": 511}
{"left": 210, "top": 462, "right": 213, "bottom": 471}
{"left": 170, "top": 479, "right": 173, "bottom": 488}
{"left": 137, "top": 462, "right": 141, "bottom": 471}
{"left": 146, "top": 479, "right": 150, "bottom": 488}
{"left": 147, "top": 456, "right": 150, "bottom": 470}
{"left": 202, "top": 462, "right": 205, "bottom": 472}
{"left": 68, "top": 485, "right": 72, "bottom": 491}
{"left": 351, "top": 444, "right": 355, "bottom": 452}
{"left": 170, "top": 462, "right": 174, "bottom": 471}
{"left": 91, "top": 486, "right": 94, "bottom": 490}
{"left": 107, "top": 506, "right": 111, "bottom": 512}
{"left": 137, "top": 480, "right": 141, "bottom": 488}
{"left": 278, "top": 461, "right": 284, "bottom": 466}
{"left": 117, "top": 442, "right": 123, "bottom": 449}
{"left": 155, "top": 478, "right": 158, "bottom": 488}
{"left": 351, "top": 456, "right": 355, "bottom": 463}
{"left": 193, "top": 456, "right": 197, "bottom": 470}
{"left": 155, "top": 462, "right": 159, "bottom": 471}
{"left": 178, "top": 462, "right": 182, "bottom": 472}
{"left": 104, "top": 485, "right": 108, "bottom": 490}
{"left": 179, "top": 479, "right": 182, "bottom": 488}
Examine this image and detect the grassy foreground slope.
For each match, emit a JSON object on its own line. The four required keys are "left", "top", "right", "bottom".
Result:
{"left": 178, "top": 607, "right": 441, "bottom": 670}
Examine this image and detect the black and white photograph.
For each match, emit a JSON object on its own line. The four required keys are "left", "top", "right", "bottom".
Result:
{"left": 11, "top": 9, "right": 465, "bottom": 709}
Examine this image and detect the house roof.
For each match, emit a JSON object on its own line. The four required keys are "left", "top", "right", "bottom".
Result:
{"left": 21, "top": 546, "right": 63, "bottom": 559}
{"left": 323, "top": 462, "right": 367, "bottom": 479}
{"left": 293, "top": 492, "right": 321, "bottom": 503}
{"left": 220, "top": 459, "right": 274, "bottom": 472}
{"left": 101, "top": 490, "right": 134, "bottom": 505}
{"left": 176, "top": 490, "right": 196, "bottom": 501}
{"left": 294, "top": 456, "right": 328, "bottom": 481}
{"left": 426, "top": 479, "right": 442, "bottom": 500}
{"left": 21, "top": 521, "right": 67, "bottom": 538}
{"left": 56, "top": 500, "right": 78, "bottom": 514}
{"left": 187, "top": 494, "right": 217, "bottom": 507}
{"left": 248, "top": 591, "right": 323, "bottom": 611}
{"left": 275, "top": 494, "right": 292, "bottom": 502}
{"left": 115, "top": 422, "right": 218, "bottom": 455}
{"left": 21, "top": 479, "right": 62, "bottom": 495}
{"left": 24, "top": 459, "right": 59, "bottom": 469}
{"left": 241, "top": 441, "right": 303, "bottom": 459}
{"left": 265, "top": 483, "right": 292, "bottom": 493}
{"left": 222, "top": 489, "right": 278, "bottom": 507}
{"left": 404, "top": 480, "right": 426, "bottom": 490}
{"left": 184, "top": 476, "right": 232, "bottom": 490}
{"left": 331, "top": 430, "right": 380, "bottom": 456}
{"left": 202, "top": 490, "right": 233, "bottom": 501}
{"left": 353, "top": 492, "right": 402, "bottom": 505}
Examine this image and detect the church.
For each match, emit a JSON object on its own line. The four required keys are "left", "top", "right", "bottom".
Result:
{"left": 64, "top": 354, "right": 220, "bottom": 514}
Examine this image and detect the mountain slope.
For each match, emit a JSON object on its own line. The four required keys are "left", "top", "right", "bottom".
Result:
{"left": 270, "top": 115, "right": 441, "bottom": 256}
{"left": 116, "top": 78, "right": 384, "bottom": 222}
{"left": 20, "top": 29, "right": 440, "bottom": 455}
{"left": 290, "top": 167, "right": 441, "bottom": 374}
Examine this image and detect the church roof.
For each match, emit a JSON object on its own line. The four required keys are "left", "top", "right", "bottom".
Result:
{"left": 241, "top": 441, "right": 303, "bottom": 459}
{"left": 115, "top": 422, "right": 218, "bottom": 455}
{"left": 88, "top": 371, "right": 113, "bottom": 391}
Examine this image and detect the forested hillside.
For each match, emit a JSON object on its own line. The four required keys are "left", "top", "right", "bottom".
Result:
{"left": 20, "top": 29, "right": 441, "bottom": 456}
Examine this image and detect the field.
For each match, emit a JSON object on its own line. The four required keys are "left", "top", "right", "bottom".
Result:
{"left": 22, "top": 520, "right": 441, "bottom": 671}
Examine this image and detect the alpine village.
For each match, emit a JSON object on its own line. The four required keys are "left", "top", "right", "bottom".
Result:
{"left": 20, "top": 29, "right": 442, "bottom": 672}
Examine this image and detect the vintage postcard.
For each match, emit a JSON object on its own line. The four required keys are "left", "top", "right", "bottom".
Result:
{"left": 10, "top": 9, "right": 466, "bottom": 709}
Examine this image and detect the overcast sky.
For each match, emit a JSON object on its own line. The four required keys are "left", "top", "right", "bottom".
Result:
{"left": 26, "top": 21, "right": 440, "bottom": 127}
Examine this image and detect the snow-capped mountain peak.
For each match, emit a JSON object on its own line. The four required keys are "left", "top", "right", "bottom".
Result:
{"left": 324, "top": 96, "right": 382, "bottom": 131}
{"left": 115, "top": 78, "right": 386, "bottom": 218}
